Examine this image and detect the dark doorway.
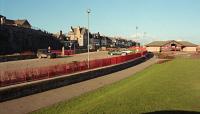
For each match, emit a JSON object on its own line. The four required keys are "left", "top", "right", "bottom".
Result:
{"left": 171, "top": 43, "right": 177, "bottom": 51}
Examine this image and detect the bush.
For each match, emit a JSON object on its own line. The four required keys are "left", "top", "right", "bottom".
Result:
{"left": 157, "top": 52, "right": 175, "bottom": 59}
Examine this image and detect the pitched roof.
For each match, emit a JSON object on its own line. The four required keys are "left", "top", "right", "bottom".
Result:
{"left": 0, "top": 15, "right": 5, "bottom": 18}
{"left": 146, "top": 40, "right": 197, "bottom": 47}
{"left": 80, "top": 28, "right": 87, "bottom": 35}
{"left": 14, "top": 20, "right": 26, "bottom": 25}
{"left": 5, "top": 19, "right": 15, "bottom": 25}
{"left": 177, "top": 41, "right": 197, "bottom": 47}
{"left": 145, "top": 41, "right": 170, "bottom": 47}
{"left": 70, "top": 26, "right": 88, "bottom": 35}
{"left": 14, "top": 19, "right": 31, "bottom": 26}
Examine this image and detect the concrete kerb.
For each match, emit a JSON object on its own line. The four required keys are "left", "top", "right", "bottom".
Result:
{"left": 0, "top": 53, "right": 154, "bottom": 102}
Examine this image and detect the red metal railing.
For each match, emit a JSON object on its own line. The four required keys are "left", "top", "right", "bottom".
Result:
{"left": 0, "top": 50, "right": 147, "bottom": 87}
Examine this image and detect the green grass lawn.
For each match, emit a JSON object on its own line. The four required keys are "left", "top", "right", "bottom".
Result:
{"left": 32, "top": 58, "right": 200, "bottom": 114}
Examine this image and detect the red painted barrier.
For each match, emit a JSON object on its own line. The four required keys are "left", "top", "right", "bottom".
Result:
{"left": 0, "top": 51, "right": 147, "bottom": 87}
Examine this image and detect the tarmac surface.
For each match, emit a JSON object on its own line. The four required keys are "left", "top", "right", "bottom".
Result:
{"left": 0, "top": 51, "right": 117, "bottom": 71}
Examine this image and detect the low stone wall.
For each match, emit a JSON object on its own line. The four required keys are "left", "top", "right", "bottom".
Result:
{"left": 0, "top": 53, "right": 153, "bottom": 102}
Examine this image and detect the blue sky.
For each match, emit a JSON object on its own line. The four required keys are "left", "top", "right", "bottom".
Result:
{"left": 1, "top": 0, "right": 200, "bottom": 44}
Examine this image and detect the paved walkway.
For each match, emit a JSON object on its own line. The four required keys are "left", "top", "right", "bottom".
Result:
{"left": 0, "top": 57, "right": 157, "bottom": 114}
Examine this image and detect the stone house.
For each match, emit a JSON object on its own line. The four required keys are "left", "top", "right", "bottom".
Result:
{"left": 145, "top": 40, "right": 197, "bottom": 52}
{"left": 0, "top": 15, "right": 31, "bottom": 28}
{"left": 67, "top": 26, "right": 89, "bottom": 47}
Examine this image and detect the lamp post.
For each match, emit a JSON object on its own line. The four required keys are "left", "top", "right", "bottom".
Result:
{"left": 87, "top": 9, "right": 91, "bottom": 69}
{"left": 136, "top": 26, "right": 138, "bottom": 46}
{"left": 73, "top": 30, "right": 76, "bottom": 54}
{"left": 142, "top": 32, "right": 146, "bottom": 46}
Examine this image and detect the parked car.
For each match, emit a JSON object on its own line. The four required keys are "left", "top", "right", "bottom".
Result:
{"left": 108, "top": 50, "right": 127, "bottom": 56}
{"left": 120, "top": 49, "right": 133, "bottom": 54}
{"left": 37, "top": 49, "right": 57, "bottom": 59}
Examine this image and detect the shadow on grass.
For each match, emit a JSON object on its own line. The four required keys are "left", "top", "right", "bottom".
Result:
{"left": 143, "top": 110, "right": 200, "bottom": 114}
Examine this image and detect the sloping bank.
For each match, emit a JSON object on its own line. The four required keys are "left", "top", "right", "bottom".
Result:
{"left": 0, "top": 52, "right": 153, "bottom": 102}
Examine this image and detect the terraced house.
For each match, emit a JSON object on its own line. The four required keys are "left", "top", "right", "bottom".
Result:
{"left": 145, "top": 40, "right": 197, "bottom": 52}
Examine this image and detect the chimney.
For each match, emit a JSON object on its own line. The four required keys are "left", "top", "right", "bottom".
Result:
{"left": 60, "top": 30, "right": 62, "bottom": 36}
{"left": 0, "top": 17, "right": 5, "bottom": 25}
{"left": 71, "top": 26, "right": 74, "bottom": 31}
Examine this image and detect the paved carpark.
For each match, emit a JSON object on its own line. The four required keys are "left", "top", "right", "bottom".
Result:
{"left": 0, "top": 51, "right": 118, "bottom": 72}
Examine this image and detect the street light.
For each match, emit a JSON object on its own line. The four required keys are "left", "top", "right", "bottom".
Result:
{"left": 136, "top": 26, "right": 138, "bottom": 46}
{"left": 73, "top": 29, "right": 76, "bottom": 54}
{"left": 142, "top": 32, "right": 146, "bottom": 46}
{"left": 87, "top": 9, "right": 91, "bottom": 69}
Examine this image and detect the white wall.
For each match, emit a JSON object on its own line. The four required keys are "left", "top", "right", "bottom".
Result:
{"left": 146, "top": 47, "right": 160, "bottom": 52}
{"left": 182, "top": 47, "right": 196, "bottom": 52}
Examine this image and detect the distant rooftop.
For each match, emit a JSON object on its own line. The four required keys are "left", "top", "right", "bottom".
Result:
{"left": 146, "top": 40, "right": 197, "bottom": 47}
{"left": 0, "top": 15, "right": 31, "bottom": 28}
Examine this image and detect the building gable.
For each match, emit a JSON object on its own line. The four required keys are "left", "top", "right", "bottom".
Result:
{"left": 163, "top": 40, "right": 183, "bottom": 47}
{"left": 14, "top": 20, "right": 31, "bottom": 28}
{"left": 146, "top": 40, "right": 197, "bottom": 47}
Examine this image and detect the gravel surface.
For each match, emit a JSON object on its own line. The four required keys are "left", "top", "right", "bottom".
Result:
{"left": 0, "top": 57, "right": 157, "bottom": 114}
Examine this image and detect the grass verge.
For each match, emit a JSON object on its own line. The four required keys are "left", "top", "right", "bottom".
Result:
{"left": 32, "top": 58, "right": 200, "bottom": 114}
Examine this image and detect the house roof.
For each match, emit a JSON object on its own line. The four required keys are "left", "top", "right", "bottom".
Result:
{"left": 80, "top": 28, "right": 87, "bottom": 35}
{"left": 14, "top": 20, "right": 26, "bottom": 25}
{"left": 0, "top": 15, "right": 5, "bottom": 18}
{"left": 70, "top": 27, "right": 88, "bottom": 35}
{"left": 14, "top": 19, "right": 31, "bottom": 26}
{"left": 3, "top": 18, "right": 31, "bottom": 26}
{"left": 177, "top": 41, "right": 198, "bottom": 47}
{"left": 5, "top": 19, "right": 15, "bottom": 25}
{"left": 68, "top": 31, "right": 74, "bottom": 35}
{"left": 146, "top": 40, "right": 197, "bottom": 47}
{"left": 145, "top": 41, "right": 170, "bottom": 47}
